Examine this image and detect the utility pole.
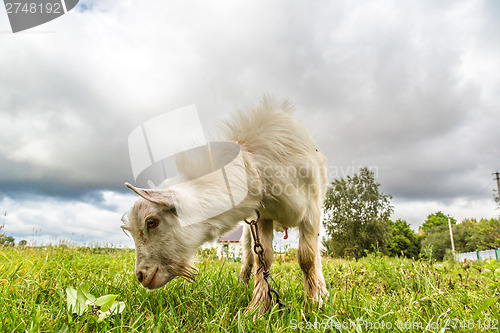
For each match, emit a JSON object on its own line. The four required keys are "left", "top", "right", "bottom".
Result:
{"left": 448, "top": 215, "right": 455, "bottom": 255}
{"left": 495, "top": 172, "right": 500, "bottom": 198}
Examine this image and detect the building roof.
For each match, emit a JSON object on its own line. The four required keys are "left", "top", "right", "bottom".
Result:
{"left": 217, "top": 226, "right": 243, "bottom": 242}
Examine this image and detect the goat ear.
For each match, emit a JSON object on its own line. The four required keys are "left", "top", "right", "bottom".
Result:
{"left": 125, "top": 182, "right": 176, "bottom": 207}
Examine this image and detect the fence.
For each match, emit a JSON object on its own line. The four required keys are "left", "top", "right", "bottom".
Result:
{"left": 456, "top": 249, "right": 500, "bottom": 262}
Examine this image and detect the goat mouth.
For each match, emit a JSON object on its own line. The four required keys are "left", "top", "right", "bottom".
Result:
{"left": 144, "top": 267, "right": 175, "bottom": 290}
{"left": 142, "top": 267, "right": 159, "bottom": 289}
{"left": 141, "top": 262, "right": 197, "bottom": 290}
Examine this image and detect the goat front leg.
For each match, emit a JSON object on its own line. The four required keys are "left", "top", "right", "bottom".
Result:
{"left": 239, "top": 224, "right": 254, "bottom": 284}
{"left": 247, "top": 218, "right": 274, "bottom": 315}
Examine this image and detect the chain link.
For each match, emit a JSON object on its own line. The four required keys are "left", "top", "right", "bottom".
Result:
{"left": 244, "top": 209, "right": 286, "bottom": 309}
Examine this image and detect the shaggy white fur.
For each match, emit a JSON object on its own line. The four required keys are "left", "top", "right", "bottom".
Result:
{"left": 123, "top": 97, "right": 328, "bottom": 314}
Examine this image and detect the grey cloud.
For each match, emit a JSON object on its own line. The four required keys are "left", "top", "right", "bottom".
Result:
{"left": 0, "top": 0, "right": 499, "bottom": 243}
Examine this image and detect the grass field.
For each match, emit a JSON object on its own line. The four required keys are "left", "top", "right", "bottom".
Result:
{"left": 1, "top": 246, "right": 500, "bottom": 332}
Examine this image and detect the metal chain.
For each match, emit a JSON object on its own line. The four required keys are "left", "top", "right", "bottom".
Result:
{"left": 244, "top": 209, "right": 286, "bottom": 309}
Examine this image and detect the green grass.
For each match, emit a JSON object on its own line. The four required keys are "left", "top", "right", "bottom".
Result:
{"left": 1, "top": 246, "right": 500, "bottom": 332}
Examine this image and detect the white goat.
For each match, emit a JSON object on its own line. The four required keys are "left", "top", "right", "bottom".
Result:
{"left": 122, "top": 97, "right": 328, "bottom": 314}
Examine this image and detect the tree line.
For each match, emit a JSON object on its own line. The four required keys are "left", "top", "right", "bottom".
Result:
{"left": 1, "top": 212, "right": 25, "bottom": 247}
{"left": 322, "top": 167, "right": 500, "bottom": 261}
{"left": 0, "top": 224, "right": 16, "bottom": 246}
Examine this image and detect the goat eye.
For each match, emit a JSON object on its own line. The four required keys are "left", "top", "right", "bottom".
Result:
{"left": 146, "top": 218, "right": 159, "bottom": 230}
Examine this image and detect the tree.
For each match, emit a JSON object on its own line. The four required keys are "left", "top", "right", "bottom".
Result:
{"left": 388, "top": 219, "right": 420, "bottom": 258}
{"left": 420, "top": 212, "right": 456, "bottom": 261}
{"left": 421, "top": 211, "right": 456, "bottom": 233}
{"left": 420, "top": 225, "right": 450, "bottom": 260}
{"left": 453, "top": 219, "right": 481, "bottom": 253}
{"left": 0, "top": 224, "right": 15, "bottom": 247}
{"left": 474, "top": 217, "right": 500, "bottom": 250}
{"left": 442, "top": 217, "right": 500, "bottom": 255}
{"left": 323, "top": 167, "right": 393, "bottom": 258}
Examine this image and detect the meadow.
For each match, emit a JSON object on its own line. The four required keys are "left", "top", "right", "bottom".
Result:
{"left": 1, "top": 245, "right": 499, "bottom": 332}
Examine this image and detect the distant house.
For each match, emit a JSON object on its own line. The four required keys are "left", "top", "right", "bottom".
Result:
{"left": 217, "top": 226, "right": 243, "bottom": 260}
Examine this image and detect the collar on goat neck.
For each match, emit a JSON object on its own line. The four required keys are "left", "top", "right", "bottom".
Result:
{"left": 244, "top": 209, "right": 260, "bottom": 225}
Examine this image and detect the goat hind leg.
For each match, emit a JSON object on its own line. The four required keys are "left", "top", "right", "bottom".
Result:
{"left": 247, "top": 218, "right": 274, "bottom": 315}
{"left": 298, "top": 218, "right": 327, "bottom": 309}
{"left": 239, "top": 224, "right": 254, "bottom": 284}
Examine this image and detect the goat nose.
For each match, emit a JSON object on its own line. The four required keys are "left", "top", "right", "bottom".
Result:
{"left": 136, "top": 270, "right": 144, "bottom": 283}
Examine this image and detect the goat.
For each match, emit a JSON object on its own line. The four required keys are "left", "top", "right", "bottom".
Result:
{"left": 122, "top": 97, "right": 328, "bottom": 314}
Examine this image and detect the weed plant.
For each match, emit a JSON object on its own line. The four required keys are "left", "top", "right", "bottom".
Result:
{"left": 1, "top": 246, "right": 499, "bottom": 332}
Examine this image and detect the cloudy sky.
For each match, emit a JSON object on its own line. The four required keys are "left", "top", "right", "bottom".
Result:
{"left": 1, "top": 0, "right": 499, "bottom": 247}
